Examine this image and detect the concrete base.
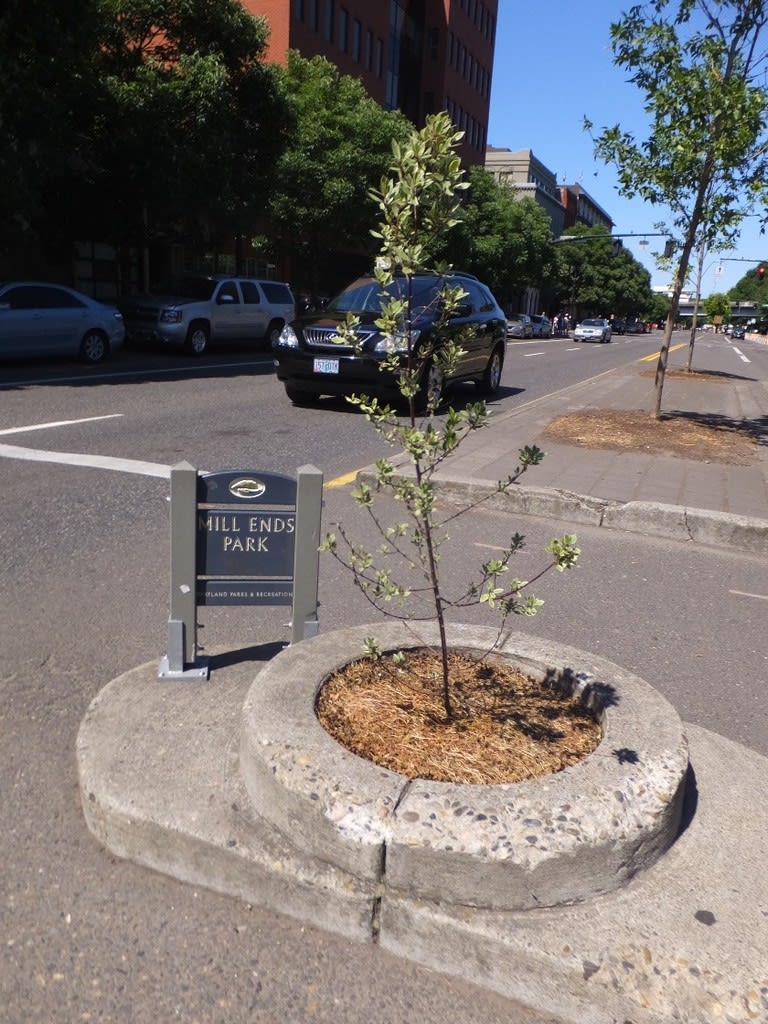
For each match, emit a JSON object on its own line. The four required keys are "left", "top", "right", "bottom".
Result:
{"left": 76, "top": 646, "right": 768, "bottom": 1024}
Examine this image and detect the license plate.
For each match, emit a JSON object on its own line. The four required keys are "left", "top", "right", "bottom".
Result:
{"left": 313, "top": 358, "right": 339, "bottom": 374}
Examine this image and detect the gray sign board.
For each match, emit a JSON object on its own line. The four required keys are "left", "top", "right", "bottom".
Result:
{"left": 158, "top": 462, "right": 322, "bottom": 680}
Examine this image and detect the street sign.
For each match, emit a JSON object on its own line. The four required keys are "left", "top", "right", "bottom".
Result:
{"left": 158, "top": 462, "right": 323, "bottom": 680}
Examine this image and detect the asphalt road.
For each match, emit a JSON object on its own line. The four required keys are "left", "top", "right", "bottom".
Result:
{"left": 1, "top": 333, "right": 766, "bottom": 1023}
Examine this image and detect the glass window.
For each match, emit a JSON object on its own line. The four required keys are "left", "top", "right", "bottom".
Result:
{"left": 239, "top": 281, "right": 262, "bottom": 305}
{"left": 324, "top": 0, "right": 334, "bottom": 41}
{"left": 4, "top": 285, "right": 82, "bottom": 309}
{"left": 216, "top": 280, "right": 240, "bottom": 304}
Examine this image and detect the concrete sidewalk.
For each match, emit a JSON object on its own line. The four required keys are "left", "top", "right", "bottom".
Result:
{"left": 399, "top": 357, "right": 768, "bottom": 555}
{"left": 76, "top": 354, "right": 768, "bottom": 1024}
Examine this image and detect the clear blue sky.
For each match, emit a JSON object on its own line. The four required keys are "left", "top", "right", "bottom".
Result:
{"left": 487, "top": 0, "right": 766, "bottom": 296}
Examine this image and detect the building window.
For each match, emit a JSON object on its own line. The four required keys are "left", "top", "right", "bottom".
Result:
{"left": 309, "top": 0, "right": 319, "bottom": 31}
{"left": 375, "top": 37, "right": 383, "bottom": 77}
{"left": 293, "top": 0, "right": 304, "bottom": 18}
{"left": 339, "top": 7, "right": 348, "bottom": 52}
{"left": 324, "top": 0, "right": 334, "bottom": 42}
{"left": 352, "top": 19, "right": 361, "bottom": 62}
{"left": 364, "top": 29, "right": 374, "bottom": 69}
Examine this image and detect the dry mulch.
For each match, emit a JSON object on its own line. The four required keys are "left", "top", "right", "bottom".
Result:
{"left": 543, "top": 367, "right": 759, "bottom": 465}
{"left": 316, "top": 649, "right": 602, "bottom": 785}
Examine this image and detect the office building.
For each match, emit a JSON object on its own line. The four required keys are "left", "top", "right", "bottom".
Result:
{"left": 247, "top": 0, "right": 498, "bottom": 166}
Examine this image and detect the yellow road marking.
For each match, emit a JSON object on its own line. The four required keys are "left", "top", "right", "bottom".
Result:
{"left": 639, "top": 342, "right": 687, "bottom": 363}
{"left": 325, "top": 470, "right": 360, "bottom": 489}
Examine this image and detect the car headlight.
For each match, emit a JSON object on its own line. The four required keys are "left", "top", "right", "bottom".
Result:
{"left": 374, "top": 329, "right": 420, "bottom": 354}
{"left": 159, "top": 309, "right": 183, "bottom": 324}
{"left": 277, "top": 324, "right": 299, "bottom": 348}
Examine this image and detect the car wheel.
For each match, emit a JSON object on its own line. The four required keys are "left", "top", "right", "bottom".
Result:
{"left": 418, "top": 361, "right": 444, "bottom": 412}
{"left": 79, "top": 330, "right": 108, "bottom": 364}
{"left": 185, "top": 321, "right": 209, "bottom": 355}
{"left": 266, "top": 319, "right": 284, "bottom": 346}
{"left": 285, "top": 384, "right": 319, "bottom": 406}
{"left": 476, "top": 345, "right": 504, "bottom": 396}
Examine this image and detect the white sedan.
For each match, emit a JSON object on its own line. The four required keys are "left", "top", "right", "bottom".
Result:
{"left": 574, "top": 318, "right": 612, "bottom": 343}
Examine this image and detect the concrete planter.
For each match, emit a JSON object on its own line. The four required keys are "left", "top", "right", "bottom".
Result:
{"left": 240, "top": 622, "right": 689, "bottom": 912}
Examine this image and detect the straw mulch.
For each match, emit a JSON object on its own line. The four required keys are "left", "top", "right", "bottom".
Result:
{"left": 316, "top": 648, "right": 602, "bottom": 785}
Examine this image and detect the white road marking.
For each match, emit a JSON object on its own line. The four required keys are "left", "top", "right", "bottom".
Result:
{"left": 729, "top": 588, "right": 768, "bottom": 601}
{"left": 731, "top": 346, "right": 750, "bottom": 363}
{"left": 0, "top": 443, "right": 170, "bottom": 478}
{"left": 0, "top": 414, "right": 123, "bottom": 436}
{"left": 0, "top": 413, "right": 170, "bottom": 476}
{"left": 523, "top": 351, "right": 545, "bottom": 357}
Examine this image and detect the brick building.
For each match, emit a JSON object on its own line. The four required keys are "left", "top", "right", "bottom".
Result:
{"left": 247, "top": 0, "right": 498, "bottom": 167}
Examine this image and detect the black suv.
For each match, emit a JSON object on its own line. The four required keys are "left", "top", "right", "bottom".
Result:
{"left": 272, "top": 271, "right": 507, "bottom": 406}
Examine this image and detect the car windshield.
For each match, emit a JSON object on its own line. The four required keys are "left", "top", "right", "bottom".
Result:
{"left": 327, "top": 276, "right": 444, "bottom": 316}
{"left": 582, "top": 319, "right": 603, "bottom": 326}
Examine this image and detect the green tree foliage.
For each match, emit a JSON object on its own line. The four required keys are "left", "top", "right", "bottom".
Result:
{"left": 703, "top": 292, "right": 731, "bottom": 324}
{"left": 88, "top": 0, "right": 288, "bottom": 260}
{"left": 441, "top": 168, "right": 556, "bottom": 308}
{"left": 728, "top": 262, "right": 768, "bottom": 303}
{"left": 0, "top": 0, "right": 103, "bottom": 252}
{"left": 588, "top": 0, "right": 768, "bottom": 416}
{"left": 553, "top": 227, "right": 653, "bottom": 319}
{"left": 264, "top": 52, "right": 411, "bottom": 296}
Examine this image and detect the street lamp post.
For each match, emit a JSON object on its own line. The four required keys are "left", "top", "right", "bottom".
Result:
{"left": 687, "top": 241, "right": 724, "bottom": 371}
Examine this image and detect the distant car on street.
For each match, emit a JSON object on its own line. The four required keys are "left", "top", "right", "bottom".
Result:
{"left": 625, "top": 319, "right": 647, "bottom": 334}
{"left": 574, "top": 318, "right": 612, "bottom": 343}
{"left": 0, "top": 280, "right": 125, "bottom": 363}
{"left": 529, "top": 314, "right": 552, "bottom": 338}
{"left": 611, "top": 317, "right": 626, "bottom": 335}
{"left": 119, "top": 275, "right": 296, "bottom": 355}
{"left": 272, "top": 270, "right": 507, "bottom": 407}
{"left": 506, "top": 313, "right": 533, "bottom": 338}
{"left": 730, "top": 324, "right": 746, "bottom": 339}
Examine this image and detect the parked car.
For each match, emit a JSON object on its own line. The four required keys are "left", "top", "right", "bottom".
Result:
{"left": 0, "top": 281, "right": 125, "bottom": 363}
{"left": 574, "top": 318, "right": 612, "bottom": 343}
{"left": 506, "top": 313, "right": 533, "bottom": 338}
{"left": 625, "top": 319, "right": 647, "bottom": 334}
{"left": 529, "top": 314, "right": 552, "bottom": 338}
{"left": 610, "top": 317, "right": 626, "bottom": 335}
{"left": 272, "top": 271, "right": 507, "bottom": 407}
{"left": 730, "top": 324, "right": 746, "bottom": 339}
{"left": 119, "top": 275, "right": 295, "bottom": 355}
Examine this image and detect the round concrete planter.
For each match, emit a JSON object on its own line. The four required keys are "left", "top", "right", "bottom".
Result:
{"left": 240, "top": 622, "right": 689, "bottom": 911}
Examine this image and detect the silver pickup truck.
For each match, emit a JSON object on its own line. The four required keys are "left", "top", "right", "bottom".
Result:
{"left": 120, "top": 275, "right": 295, "bottom": 355}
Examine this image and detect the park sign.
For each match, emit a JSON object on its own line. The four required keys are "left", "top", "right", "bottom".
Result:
{"left": 159, "top": 462, "right": 323, "bottom": 680}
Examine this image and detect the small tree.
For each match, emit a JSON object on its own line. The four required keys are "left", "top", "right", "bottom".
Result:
{"left": 321, "top": 113, "right": 579, "bottom": 722}
{"left": 588, "top": 0, "right": 768, "bottom": 418}
{"left": 703, "top": 292, "right": 731, "bottom": 328}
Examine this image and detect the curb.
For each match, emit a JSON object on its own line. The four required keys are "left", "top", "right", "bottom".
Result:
{"left": 357, "top": 467, "right": 768, "bottom": 556}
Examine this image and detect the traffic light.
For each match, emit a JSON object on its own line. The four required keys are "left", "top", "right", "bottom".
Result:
{"left": 758, "top": 265, "right": 765, "bottom": 283}
{"left": 663, "top": 239, "right": 674, "bottom": 259}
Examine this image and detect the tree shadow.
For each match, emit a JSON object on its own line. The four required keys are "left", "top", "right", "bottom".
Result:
{"left": 664, "top": 409, "right": 768, "bottom": 446}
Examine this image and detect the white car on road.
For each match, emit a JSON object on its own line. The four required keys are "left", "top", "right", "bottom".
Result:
{"left": 574, "top": 318, "right": 612, "bottom": 343}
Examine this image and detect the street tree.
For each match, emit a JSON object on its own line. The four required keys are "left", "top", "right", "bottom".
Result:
{"left": 0, "top": 0, "right": 103, "bottom": 257}
{"left": 264, "top": 52, "right": 411, "bottom": 297}
{"left": 89, "top": 0, "right": 288, "bottom": 281}
{"left": 703, "top": 292, "right": 731, "bottom": 327}
{"left": 728, "top": 262, "right": 768, "bottom": 304}
{"left": 441, "top": 168, "right": 556, "bottom": 309}
{"left": 553, "top": 226, "right": 653, "bottom": 319}
{"left": 588, "top": 0, "right": 768, "bottom": 417}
